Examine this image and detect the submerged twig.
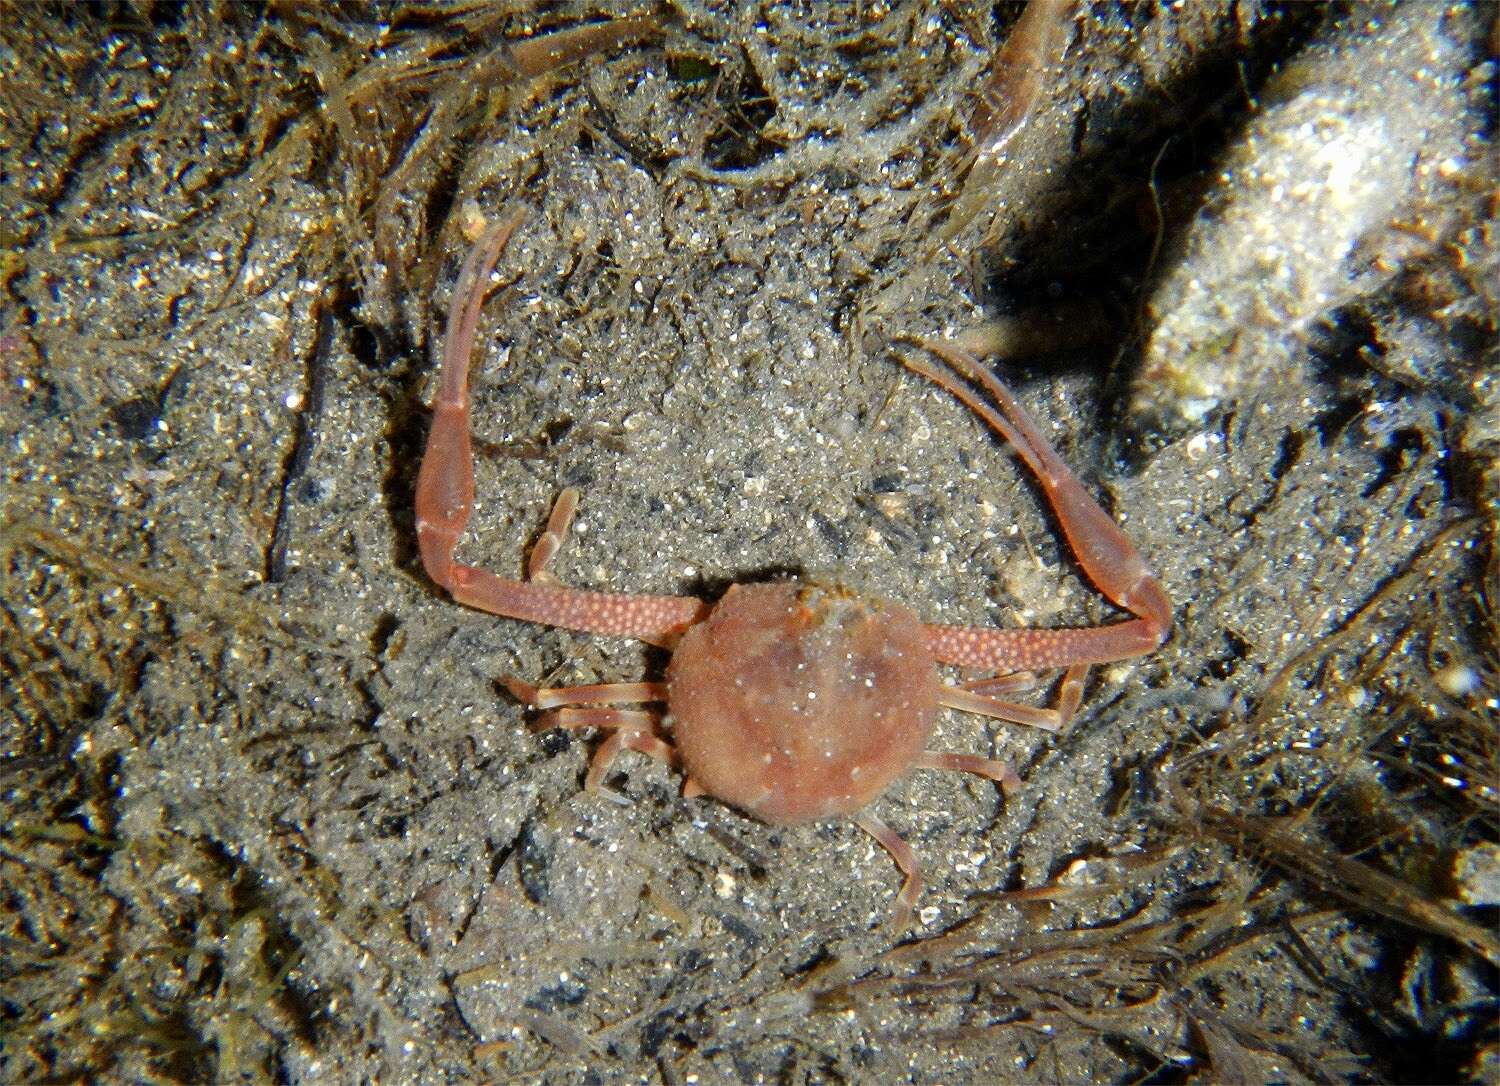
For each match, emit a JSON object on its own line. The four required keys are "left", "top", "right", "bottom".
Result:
{"left": 939, "top": 0, "right": 1077, "bottom": 246}
{"left": 1195, "top": 805, "right": 1500, "bottom": 967}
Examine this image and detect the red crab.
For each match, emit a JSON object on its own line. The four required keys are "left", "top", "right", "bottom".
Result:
{"left": 415, "top": 208, "right": 1170, "bottom": 927}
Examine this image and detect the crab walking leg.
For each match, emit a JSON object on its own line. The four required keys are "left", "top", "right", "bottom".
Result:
{"left": 854, "top": 811, "right": 922, "bottom": 931}
{"left": 896, "top": 343, "right": 1171, "bottom": 671}
{"left": 538, "top": 707, "right": 661, "bottom": 733}
{"left": 415, "top": 209, "right": 710, "bottom": 644}
{"left": 501, "top": 676, "right": 668, "bottom": 710}
{"left": 938, "top": 663, "right": 1089, "bottom": 733}
{"left": 960, "top": 670, "right": 1040, "bottom": 696}
{"left": 585, "top": 727, "right": 678, "bottom": 794}
{"left": 526, "top": 487, "right": 579, "bottom": 582}
{"left": 502, "top": 673, "right": 674, "bottom": 790}
{"left": 913, "top": 750, "right": 1023, "bottom": 797}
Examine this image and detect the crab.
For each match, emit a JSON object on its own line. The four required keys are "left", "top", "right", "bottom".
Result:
{"left": 415, "top": 208, "right": 1171, "bottom": 928}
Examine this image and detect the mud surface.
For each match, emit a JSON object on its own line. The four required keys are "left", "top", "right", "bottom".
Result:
{"left": 3, "top": 4, "right": 1496, "bottom": 1083}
